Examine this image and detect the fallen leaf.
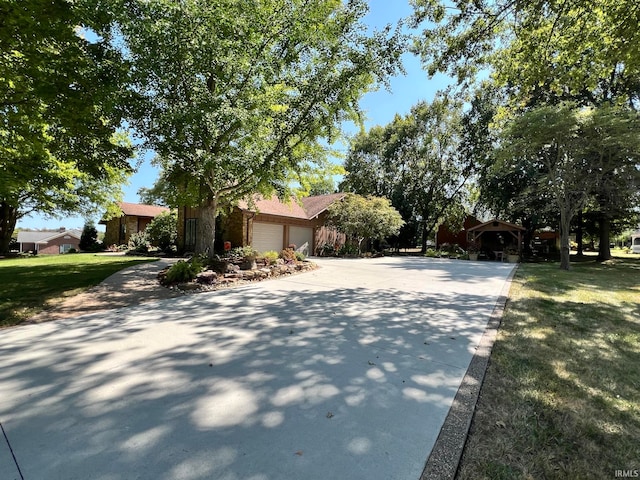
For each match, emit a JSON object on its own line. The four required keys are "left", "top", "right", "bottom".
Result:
{"left": 295, "top": 450, "right": 303, "bottom": 456}
{"left": 496, "top": 420, "right": 506, "bottom": 428}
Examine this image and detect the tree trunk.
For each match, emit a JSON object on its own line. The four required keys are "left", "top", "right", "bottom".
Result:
{"left": 559, "top": 211, "right": 572, "bottom": 271}
{"left": 576, "top": 210, "right": 584, "bottom": 257}
{"left": 0, "top": 202, "right": 19, "bottom": 255}
{"left": 196, "top": 197, "right": 218, "bottom": 256}
{"left": 597, "top": 216, "right": 612, "bottom": 262}
{"left": 420, "top": 222, "right": 428, "bottom": 254}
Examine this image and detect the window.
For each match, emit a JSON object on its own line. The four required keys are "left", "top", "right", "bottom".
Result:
{"left": 59, "top": 244, "right": 74, "bottom": 253}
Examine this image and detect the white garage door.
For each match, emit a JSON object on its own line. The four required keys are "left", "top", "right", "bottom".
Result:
{"left": 289, "top": 226, "right": 314, "bottom": 256}
{"left": 252, "top": 223, "right": 284, "bottom": 253}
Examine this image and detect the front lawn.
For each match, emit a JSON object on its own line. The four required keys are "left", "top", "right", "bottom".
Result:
{"left": 458, "top": 258, "right": 640, "bottom": 479}
{"left": 0, "top": 253, "right": 157, "bottom": 327}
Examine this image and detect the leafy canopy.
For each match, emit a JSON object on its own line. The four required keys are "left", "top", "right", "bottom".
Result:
{"left": 327, "top": 193, "right": 404, "bottom": 250}
{"left": 0, "top": 0, "right": 134, "bottom": 253}
{"left": 114, "top": 0, "right": 404, "bottom": 254}
{"left": 342, "top": 93, "right": 474, "bottom": 251}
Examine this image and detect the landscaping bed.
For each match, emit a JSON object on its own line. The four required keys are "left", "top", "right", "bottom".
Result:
{"left": 158, "top": 249, "right": 318, "bottom": 293}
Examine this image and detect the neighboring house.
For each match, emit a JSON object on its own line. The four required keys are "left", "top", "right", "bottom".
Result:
{"left": 631, "top": 229, "right": 640, "bottom": 254}
{"left": 17, "top": 228, "right": 82, "bottom": 254}
{"left": 435, "top": 216, "right": 482, "bottom": 250}
{"left": 100, "top": 202, "right": 170, "bottom": 246}
{"left": 177, "top": 193, "right": 346, "bottom": 255}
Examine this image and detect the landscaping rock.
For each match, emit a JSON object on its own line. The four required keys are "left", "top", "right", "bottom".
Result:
{"left": 196, "top": 271, "right": 218, "bottom": 284}
{"left": 242, "top": 270, "right": 257, "bottom": 280}
{"left": 226, "top": 263, "right": 241, "bottom": 273}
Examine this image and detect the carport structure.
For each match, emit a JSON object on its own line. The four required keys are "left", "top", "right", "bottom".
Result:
{"left": 467, "top": 219, "right": 526, "bottom": 258}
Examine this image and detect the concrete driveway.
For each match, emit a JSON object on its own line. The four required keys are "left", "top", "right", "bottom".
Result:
{"left": 0, "top": 257, "right": 515, "bottom": 480}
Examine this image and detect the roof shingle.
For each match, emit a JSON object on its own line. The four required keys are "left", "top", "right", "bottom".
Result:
{"left": 238, "top": 194, "right": 344, "bottom": 219}
{"left": 118, "top": 202, "right": 170, "bottom": 218}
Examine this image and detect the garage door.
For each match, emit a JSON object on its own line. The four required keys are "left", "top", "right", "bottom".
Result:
{"left": 252, "top": 223, "right": 284, "bottom": 253}
{"left": 289, "top": 226, "right": 314, "bottom": 256}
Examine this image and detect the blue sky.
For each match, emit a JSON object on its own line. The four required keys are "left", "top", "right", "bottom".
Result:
{"left": 18, "top": 0, "right": 452, "bottom": 231}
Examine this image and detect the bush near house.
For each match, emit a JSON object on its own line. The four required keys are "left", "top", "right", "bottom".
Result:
{"left": 163, "top": 259, "right": 202, "bottom": 283}
{"left": 145, "top": 211, "right": 177, "bottom": 252}
{"left": 79, "top": 222, "right": 102, "bottom": 252}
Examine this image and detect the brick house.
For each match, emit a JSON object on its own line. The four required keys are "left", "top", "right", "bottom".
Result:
{"left": 100, "top": 202, "right": 170, "bottom": 246}
{"left": 435, "top": 216, "right": 483, "bottom": 250}
{"left": 17, "top": 228, "right": 82, "bottom": 254}
{"left": 177, "top": 193, "right": 346, "bottom": 255}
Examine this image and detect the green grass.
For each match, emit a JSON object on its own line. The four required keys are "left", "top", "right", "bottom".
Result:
{"left": 458, "top": 257, "right": 640, "bottom": 479}
{"left": 0, "top": 253, "right": 157, "bottom": 327}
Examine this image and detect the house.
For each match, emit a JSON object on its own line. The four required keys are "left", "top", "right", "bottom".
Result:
{"left": 435, "top": 216, "right": 482, "bottom": 250}
{"left": 100, "top": 202, "right": 170, "bottom": 246}
{"left": 17, "top": 228, "right": 82, "bottom": 254}
{"left": 177, "top": 193, "right": 346, "bottom": 255}
{"left": 631, "top": 229, "right": 640, "bottom": 254}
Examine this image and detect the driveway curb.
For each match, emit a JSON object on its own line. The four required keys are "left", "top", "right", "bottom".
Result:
{"left": 419, "top": 265, "right": 519, "bottom": 480}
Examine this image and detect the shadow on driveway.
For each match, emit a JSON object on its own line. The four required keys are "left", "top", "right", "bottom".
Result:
{"left": 0, "top": 257, "right": 514, "bottom": 480}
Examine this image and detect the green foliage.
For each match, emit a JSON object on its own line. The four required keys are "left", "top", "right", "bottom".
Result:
{"left": 494, "top": 102, "right": 640, "bottom": 269}
{"left": 342, "top": 93, "right": 473, "bottom": 252}
{"left": 145, "top": 211, "right": 177, "bottom": 252}
{"left": 79, "top": 222, "right": 101, "bottom": 252}
{"left": 294, "top": 251, "right": 306, "bottom": 262}
{"left": 0, "top": 0, "right": 134, "bottom": 254}
{"left": 115, "top": 0, "right": 404, "bottom": 253}
{"left": 127, "top": 231, "right": 149, "bottom": 254}
{"left": 337, "top": 244, "right": 360, "bottom": 256}
{"left": 318, "top": 242, "right": 336, "bottom": 257}
{"left": 293, "top": 162, "right": 345, "bottom": 197}
{"left": 262, "top": 250, "right": 279, "bottom": 265}
{"left": 411, "top": 0, "right": 640, "bottom": 106}
{"left": 164, "top": 259, "right": 202, "bottom": 284}
{"left": 230, "top": 246, "right": 258, "bottom": 259}
{"left": 327, "top": 193, "right": 404, "bottom": 252}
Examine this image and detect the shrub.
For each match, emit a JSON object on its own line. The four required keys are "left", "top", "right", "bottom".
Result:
{"left": 79, "top": 222, "right": 101, "bottom": 252}
{"left": 295, "top": 251, "right": 305, "bottom": 261}
{"left": 424, "top": 248, "right": 438, "bottom": 258}
{"left": 128, "top": 231, "right": 149, "bottom": 253}
{"left": 165, "top": 259, "right": 202, "bottom": 283}
{"left": 229, "top": 245, "right": 257, "bottom": 259}
{"left": 262, "top": 250, "right": 279, "bottom": 265}
{"left": 146, "top": 211, "right": 177, "bottom": 252}
{"left": 318, "top": 243, "right": 335, "bottom": 256}
{"left": 338, "top": 243, "right": 359, "bottom": 256}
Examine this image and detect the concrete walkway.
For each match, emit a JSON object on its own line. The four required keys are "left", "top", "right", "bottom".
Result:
{"left": 0, "top": 257, "right": 515, "bottom": 480}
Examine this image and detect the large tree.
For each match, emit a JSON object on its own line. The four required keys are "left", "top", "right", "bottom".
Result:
{"left": 411, "top": 0, "right": 640, "bottom": 106}
{"left": 114, "top": 0, "right": 403, "bottom": 255}
{"left": 326, "top": 193, "right": 404, "bottom": 253}
{"left": 342, "top": 93, "right": 474, "bottom": 252}
{"left": 496, "top": 103, "right": 640, "bottom": 270}
{"left": 411, "top": 0, "right": 640, "bottom": 260}
{"left": 0, "top": 0, "right": 133, "bottom": 254}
